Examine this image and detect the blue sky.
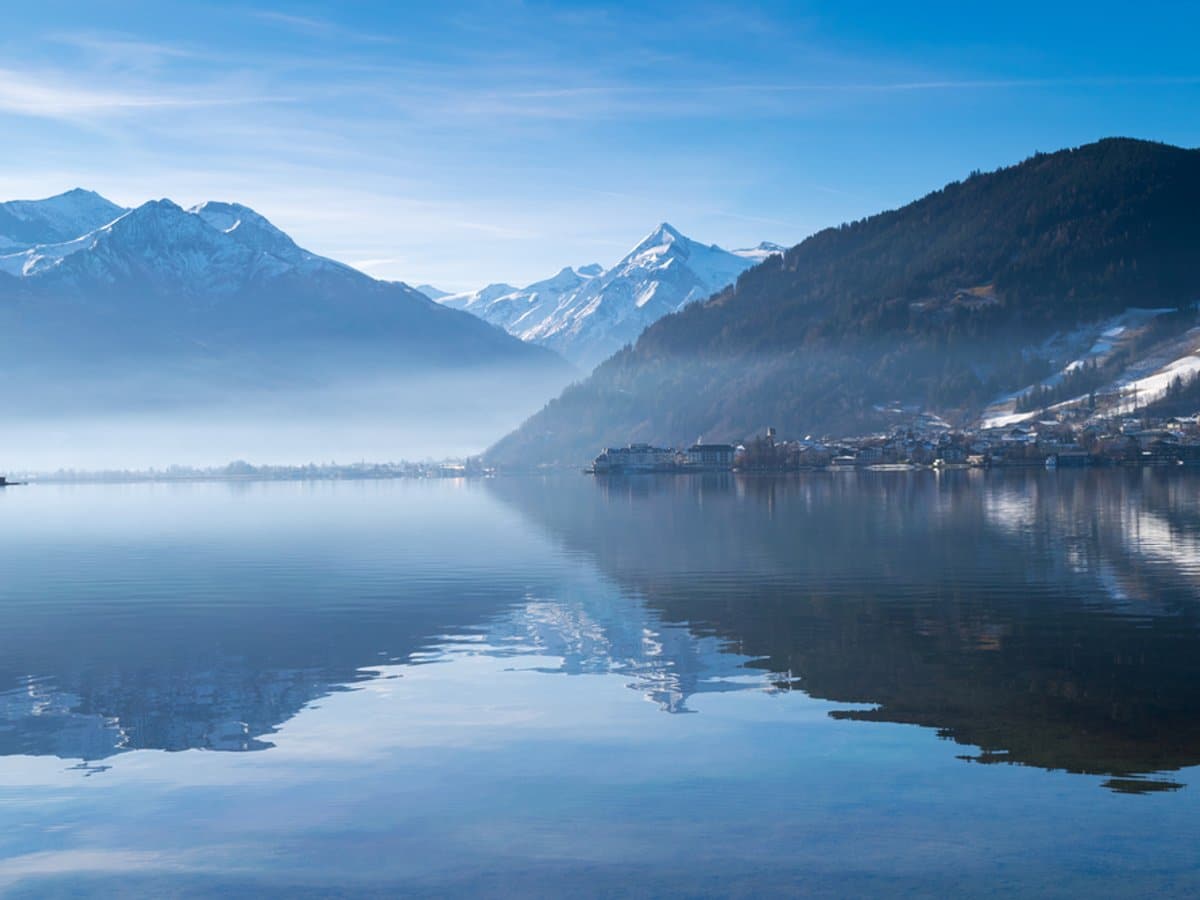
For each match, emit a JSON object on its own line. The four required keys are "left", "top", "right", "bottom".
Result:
{"left": 1, "top": 1, "right": 1197, "bottom": 290}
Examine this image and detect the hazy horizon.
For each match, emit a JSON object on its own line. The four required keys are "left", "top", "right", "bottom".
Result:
{"left": 0, "top": 367, "right": 575, "bottom": 472}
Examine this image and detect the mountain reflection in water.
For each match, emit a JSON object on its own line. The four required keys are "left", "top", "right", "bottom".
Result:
{"left": 2, "top": 471, "right": 1200, "bottom": 797}
{"left": 0, "top": 481, "right": 542, "bottom": 760}
{"left": 487, "top": 470, "right": 1200, "bottom": 792}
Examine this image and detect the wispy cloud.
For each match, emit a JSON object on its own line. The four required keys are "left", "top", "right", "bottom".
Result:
{"left": 435, "top": 74, "right": 1200, "bottom": 121}
{"left": 277, "top": 70, "right": 1200, "bottom": 132}
{"left": 48, "top": 32, "right": 204, "bottom": 66}
{"left": 348, "top": 257, "right": 403, "bottom": 271}
{"left": 250, "top": 9, "right": 402, "bottom": 45}
{"left": 0, "top": 67, "right": 292, "bottom": 121}
{"left": 706, "top": 75, "right": 1200, "bottom": 94}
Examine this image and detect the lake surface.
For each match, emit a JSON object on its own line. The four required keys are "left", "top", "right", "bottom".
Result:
{"left": 2, "top": 470, "right": 1200, "bottom": 897}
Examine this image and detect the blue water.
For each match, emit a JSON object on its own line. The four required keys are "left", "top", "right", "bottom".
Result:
{"left": 2, "top": 472, "right": 1199, "bottom": 896}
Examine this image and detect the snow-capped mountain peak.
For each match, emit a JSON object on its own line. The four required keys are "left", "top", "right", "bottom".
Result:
{"left": 27, "top": 188, "right": 125, "bottom": 230}
{"left": 625, "top": 222, "right": 695, "bottom": 265}
{"left": 103, "top": 199, "right": 230, "bottom": 252}
{"left": 439, "top": 281, "right": 548, "bottom": 330}
{"left": 0, "top": 188, "right": 127, "bottom": 253}
{"left": 188, "top": 200, "right": 310, "bottom": 262}
{"left": 437, "top": 266, "right": 605, "bottom": 336}
{"left": 438, "top": 223, "right": 773, "bottom": 368}
{"left": 732, "top": 241, "right": 787, "bottom": 262}
{"left": 453, "top": 283, "right": 519, "bottom": 305}
{"left": 545, "top": 265, "right": 590, "bottom": 288}
{"left": 413, "top": 284, "right": 451, "bottom": 301}
{"left": 634, "top": 221, "right": 685, "bottom": 249}
{"left": 189, "top": 200, "right": 251, "bottom": 233}
{"left": 0, "top": 196, "right": 347, "bottom": 286}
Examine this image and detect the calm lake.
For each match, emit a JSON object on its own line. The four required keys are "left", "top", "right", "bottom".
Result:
{"left": 2, "top": 471, "right": 1200, "bottom": 897}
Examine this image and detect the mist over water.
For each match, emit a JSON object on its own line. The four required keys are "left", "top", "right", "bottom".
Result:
{"left": 3, "top": 366, "right": 572, "bottom": 470}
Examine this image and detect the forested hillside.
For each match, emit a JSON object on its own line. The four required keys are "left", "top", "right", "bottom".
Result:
{"left": 489, "top": 139, "right": 1200, "bottom": 466}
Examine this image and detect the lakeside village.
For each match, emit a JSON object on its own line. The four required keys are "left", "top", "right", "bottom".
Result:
{"left": 588, "top": 415, "right": 1200, "bottom": 474}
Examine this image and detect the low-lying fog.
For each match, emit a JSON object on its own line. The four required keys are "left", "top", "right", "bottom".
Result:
{"left": 1, "top": 368, "right": 568, "bottom": 472}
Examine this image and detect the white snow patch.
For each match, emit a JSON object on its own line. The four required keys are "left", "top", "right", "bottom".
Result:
{"left": 980, "top": 410, "right": 1039, "bottom": 429}
{"left": 731, "top": 241, "right": 786, "bottom": 262}
{"left": 979, "top": 307, "right": 1179, "bottom": 425}
{"left": 1115, "top": 350, "right": 1200, "bottom": 412}
{"left": 0, "top": 229, "right": 101, "bottom": 276}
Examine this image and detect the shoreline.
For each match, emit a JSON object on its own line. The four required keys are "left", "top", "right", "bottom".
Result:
{"left": 20, "top": 462, "right": 1200, "bottom": 487}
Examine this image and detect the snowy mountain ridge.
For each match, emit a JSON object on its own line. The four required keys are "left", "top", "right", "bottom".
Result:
{"left": 0, "top": 197, "right": 360, "bottom": 287}
{"left": 413, "top": 283, "right": 451, "bottom": 301}
{"left": 732, "top": 241, "right": 788, "bottom": 262}
{"left": 0, "top": 188, "right": 127, "bottom": 253}
{"left": 435, "top": 223, "right": 780, "bottom": 367}
{"left": 438, "top": 268, "right": 599, "bottom": 336}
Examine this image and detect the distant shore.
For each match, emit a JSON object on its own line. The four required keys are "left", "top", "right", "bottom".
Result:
{"left": 18, "top": 460, "right": 489, "bottom": 485}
